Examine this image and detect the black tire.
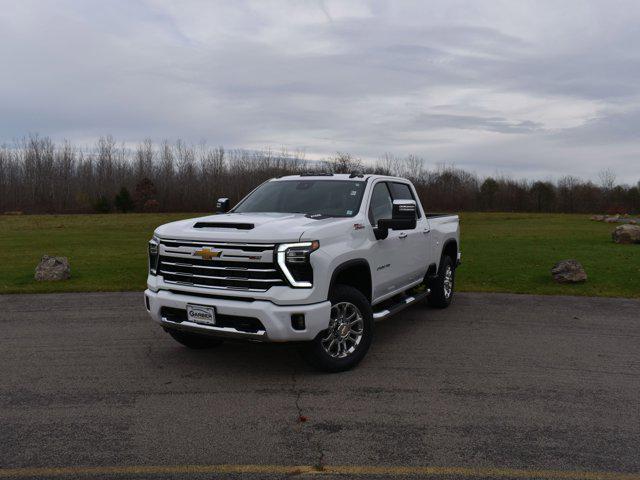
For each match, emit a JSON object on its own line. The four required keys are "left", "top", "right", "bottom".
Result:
{"left": 427, "top": 255, "right": 455, "bottom": 308}
{"left": 302, "top": 284, "right": 374, "bottom": 373}
{"left": 166, "top": 329, "right": 225, "bottom": 349}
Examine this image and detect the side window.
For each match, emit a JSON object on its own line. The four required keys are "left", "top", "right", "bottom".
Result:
{"left": 368, "top": 182, "right": 393, "bottom": 226}
{"left": 389, "top": 182, "right": 422, "bottom": 218}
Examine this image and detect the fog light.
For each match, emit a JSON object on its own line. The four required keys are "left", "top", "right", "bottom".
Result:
{"left": 291, "top": 313, "right": 305, "bottom": 330}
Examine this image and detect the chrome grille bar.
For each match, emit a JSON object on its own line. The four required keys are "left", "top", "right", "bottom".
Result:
{"left": 165, "top": 241, "right": 275, "bottom": 247}
{"left": 161, "top": 260, "right": 276, "bottom": 273}
{"left": 163, "top": 279, "right": 268, "bottom": 292}
{"left": 159, "top": 270, "right": 282, "bottom": 283}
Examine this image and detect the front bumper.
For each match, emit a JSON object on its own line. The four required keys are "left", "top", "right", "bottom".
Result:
{"left": 144, "top": 289, "right": 331, "bottom": 342}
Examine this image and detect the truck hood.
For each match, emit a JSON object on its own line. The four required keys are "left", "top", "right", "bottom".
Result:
{"left": 154, "top": 212, "right": 337, "bottom": 244}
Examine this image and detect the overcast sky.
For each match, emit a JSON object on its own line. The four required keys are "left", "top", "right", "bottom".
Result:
{"left": 1, "top": 0, "right": 639, "bottom": 181}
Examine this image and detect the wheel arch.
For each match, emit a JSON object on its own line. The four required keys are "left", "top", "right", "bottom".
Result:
{"left": 441, "top": 239, "right": 458, "bottom": 270}
{"left": 329, "top": 259, "right": 372, "bottom": 303}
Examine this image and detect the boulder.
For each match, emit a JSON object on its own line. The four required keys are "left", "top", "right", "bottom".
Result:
{"left": 551, "top": 260, "right": 587, "bottom": 284}
{"left": 612, "top": 224, "right": 640, "bottom": 244}
{"left": 590, "top": 215, "right": 606, "bottom": 221}
{"left": 35, "top": 255, "right": 71, "bottom": 281}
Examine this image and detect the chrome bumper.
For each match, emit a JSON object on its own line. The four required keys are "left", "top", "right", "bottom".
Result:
{"left": 160, "top": 316, "right": 267, "bottom": 341}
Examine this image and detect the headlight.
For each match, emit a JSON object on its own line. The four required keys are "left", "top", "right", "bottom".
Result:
{"left": 277, "top": 241, "right": 319, "bottom": 288}
{"left": 148, "top": 235, "right": 159, "bottom": 275}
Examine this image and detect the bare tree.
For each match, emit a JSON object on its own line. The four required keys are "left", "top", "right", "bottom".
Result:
{"left": 598, "top": 168, "right": 617, "bottom": 191}
{"left": 135, "top": 139, "right": 154, "bottom": 180}
{"left": 328, "top": 152, "right": 362, "bottom": 174}
{"left": 558, "top": 175, "right": 581, "bottom": 213}
{"left": 375, "top": 153, "right": 398, "bottom": 175}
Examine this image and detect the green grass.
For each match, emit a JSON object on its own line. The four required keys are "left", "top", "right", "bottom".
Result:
{"left": 458, "top": 212, "right": 640, "bottom": 298}
{"left": 0, "top": 212, "right": 638, "bottom": 297}
{"left": 0, "top": 213, "right": 193, "bottom": 294}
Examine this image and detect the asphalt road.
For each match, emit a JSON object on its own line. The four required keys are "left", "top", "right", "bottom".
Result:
{"left": 1, "top": 291, "right": 639, "bottom": 479}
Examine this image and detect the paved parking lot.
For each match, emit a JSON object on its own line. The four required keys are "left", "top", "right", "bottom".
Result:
{"left": 1, "top": 291, "right": 639, "bottom": 479}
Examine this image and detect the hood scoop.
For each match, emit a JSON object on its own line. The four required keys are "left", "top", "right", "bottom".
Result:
{"left": 193, "top": 222, "right": 254, "bottom": 230}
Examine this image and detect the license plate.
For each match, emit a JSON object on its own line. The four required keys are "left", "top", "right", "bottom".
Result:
{"left": 186, "top": 304, "right": 216, "bottom": 325}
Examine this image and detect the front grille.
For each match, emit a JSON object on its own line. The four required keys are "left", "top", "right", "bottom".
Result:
{"left": 157, "top": 240, "right": 286, "bottom": 292}
{"left": 161, "top": 307, "right": 265, "bottom": 333}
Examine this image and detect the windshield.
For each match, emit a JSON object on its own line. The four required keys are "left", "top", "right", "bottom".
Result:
{"left": 233, "top": 180, "right": 366, "bottom": 217}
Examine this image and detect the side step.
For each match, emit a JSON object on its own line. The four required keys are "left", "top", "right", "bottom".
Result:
{"left": 372, "top": 288, "right": 430, "bottom": 321}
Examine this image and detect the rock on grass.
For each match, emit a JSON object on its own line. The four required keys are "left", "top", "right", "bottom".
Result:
{"left": 35, "top": 255, "right": 71, "bottom": 281}
{"left": 612, "top": 224, "right": 640, "bottom": 244}
{"left": 551, "top": 260, "right": 587, "bottom": 284}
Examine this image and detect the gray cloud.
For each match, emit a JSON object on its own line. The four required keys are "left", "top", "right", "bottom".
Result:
{"left": 556, "top": 109, "right": 640, "bottom": 144}
{"left": 1, "top": 0, "right": 640, "bottom": 181}
{"left": 412, "top": 113, "right": 543, "bottom": 134}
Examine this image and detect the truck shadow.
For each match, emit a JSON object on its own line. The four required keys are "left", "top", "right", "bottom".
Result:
{"left": 150, "top": 302, "right": 450, "bottom": 377}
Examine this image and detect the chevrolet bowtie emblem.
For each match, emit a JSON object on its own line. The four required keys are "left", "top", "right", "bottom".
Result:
{"left": 193, "top": 247, "right": 222, "bottom": 260}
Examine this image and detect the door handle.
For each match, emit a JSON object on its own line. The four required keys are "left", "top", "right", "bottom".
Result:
{"left": 422, "top": 228, "right": 430, "bottom": 234}
{"left": 398, "top": 232, "right": 408, "bottom": 239}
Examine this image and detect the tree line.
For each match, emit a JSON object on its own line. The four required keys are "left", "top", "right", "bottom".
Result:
{"left": 0, "top": 135, "right": 638, "bottom": 214}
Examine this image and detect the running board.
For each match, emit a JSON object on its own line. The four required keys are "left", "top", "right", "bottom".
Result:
{"left": 372, "top": 289, "right": 430, "bottom": 321}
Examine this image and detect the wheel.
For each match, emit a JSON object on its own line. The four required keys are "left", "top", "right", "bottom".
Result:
{"left": 427, "top": 255, "right": 455, "bottom": 308}
{"left": 166, "top": 329, "right": 225, "bottom": 349}
{"left": 302, "top": 284, "right": 374, "bottom": 372}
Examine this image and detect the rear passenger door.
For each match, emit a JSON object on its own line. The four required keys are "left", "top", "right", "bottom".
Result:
{"left": 388, "top": 182, "right": 431, "bottom": 285}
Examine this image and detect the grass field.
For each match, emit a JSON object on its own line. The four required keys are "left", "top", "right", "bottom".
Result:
{"left": 0, "top": 212, "right": 638, "bottom": 297}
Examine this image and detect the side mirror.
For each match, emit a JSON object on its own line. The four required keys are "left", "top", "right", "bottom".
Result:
{"left": 375, "top": 200, "right": 417, "bottom": 240}
{"left": 216, "top": 197, "right": 230, "bottom": 213}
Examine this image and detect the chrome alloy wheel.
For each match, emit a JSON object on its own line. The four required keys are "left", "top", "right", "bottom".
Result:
{"left": 321, "top": 302, "right": 364, "bottom": 358}
{"left": 443, "top": 265, "right": 454, "bottom": 299}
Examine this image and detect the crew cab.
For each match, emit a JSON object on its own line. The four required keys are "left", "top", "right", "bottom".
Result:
{"left": 144, "top": 173, "right": 460, "bottom": 371}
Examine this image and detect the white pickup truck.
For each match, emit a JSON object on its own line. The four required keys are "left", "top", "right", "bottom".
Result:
{"left": 145, "top": 173, "right": 460, "bottom": 371}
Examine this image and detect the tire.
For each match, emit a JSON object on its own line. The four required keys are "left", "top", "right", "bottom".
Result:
{"left": 427, "top": 255, "right": 455, "bottom": 309}
{"left": 301, "top": 284, "right": 374, "bottom": 373}
{"left": 166, "top": 329, "right": 225, "bottom": 349}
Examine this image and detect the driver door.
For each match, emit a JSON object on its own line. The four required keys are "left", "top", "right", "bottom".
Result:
{"left": 368, "top": 181, "right": 411, "bottom": 301}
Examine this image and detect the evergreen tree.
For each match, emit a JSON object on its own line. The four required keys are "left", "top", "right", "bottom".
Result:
{"left": 114, "top": 187, "right": 134, "bottom": 213}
